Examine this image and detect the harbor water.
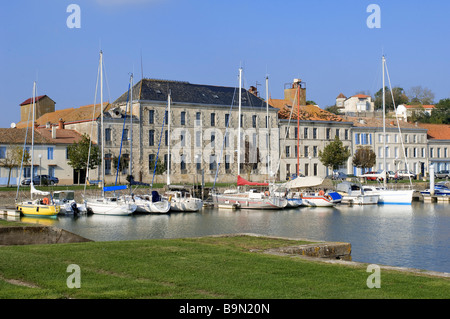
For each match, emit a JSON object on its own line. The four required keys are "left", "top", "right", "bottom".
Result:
{"left": 14, "top": 201, "right": 450, "bottom": 274}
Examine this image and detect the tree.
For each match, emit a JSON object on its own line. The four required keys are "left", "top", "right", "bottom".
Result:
{"left": 318, "top": 136, "right": 351, "bottom": 171}
{"left": 407, "top": 86, "right": 435, "bottom": 105}
{"left": 374, "top": 86, "right": 409, "bottom": 111}
{"left": 430, "top": 98, "right": 450, "bottom": 124}
{"left": 352, "top": 146, "right": 376, "bottom": 173}
{"left": 0, "top": 146, "right": 30, "bottom": 187}
{"left": 67, "top": 134, "right": 100, "bottom": 179}
{"left": 324, "top": 105, "right": 340, "bottom": 115}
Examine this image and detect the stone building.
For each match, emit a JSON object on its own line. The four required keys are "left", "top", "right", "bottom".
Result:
{"left": 342, "top": 116, "right": 429, "bottom": 176}
{"left": 108, "top": 78, "right": 280, "bottom": 184}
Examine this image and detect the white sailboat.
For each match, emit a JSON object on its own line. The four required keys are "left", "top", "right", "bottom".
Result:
{"left": 84, "top": 51, "right": 137, "bottom": 216}
{"left": 163, "top": 91, "right": 203, "bottom": 212}
{"left": 122, "top": 74, "right": 170, "bottom": 214}
{"left": 211, "top": 69, "right": 287, "bottom": 210}
{"left": 362, "top": 55, "right": 414, "bottom": 205}
{"left": 15, "top": 82, "right": 60, "bottom": 217}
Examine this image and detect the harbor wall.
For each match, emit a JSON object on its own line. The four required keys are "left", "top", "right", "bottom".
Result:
{"left": 0, "top": 225, "right": 92, "bottom": 246}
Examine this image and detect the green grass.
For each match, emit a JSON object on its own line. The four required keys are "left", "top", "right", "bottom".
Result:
{"left": 0, "top": 235, "right": 448, "bottom": 299}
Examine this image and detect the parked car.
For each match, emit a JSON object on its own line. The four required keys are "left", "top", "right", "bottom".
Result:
{"left": 396, "top": 170, "right": 416, "bottom": 180}
{"left": 21, "top": 175, "right": 59, "bottom": 186}
{"left": 435, "top": 170, "right": 450, "bottom": 179}
{"left": 362, "top": 171, "right": 384, "bottom": 181}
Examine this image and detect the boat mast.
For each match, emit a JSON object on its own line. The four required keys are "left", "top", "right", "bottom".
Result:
{"left": 167, "top": 90, "right": 171, "bottom": 186}
{"left": 382, "top": 55, "right": 387, "bottom": 188}
{"left": 237, "top": 67, "right": 242, "bottom": 178}
{"left": 129, "top": 73, "right": 133, "bottom": 184}
{"left": 30, "top": 81, "right": 36, "bottom": 199}
{"left": 100, "top": 51, "right": 105, "bottom": 197}
{"left": 265, "top": 75, "right": 270, "bottom": 178}
{"left": 296, "top": 82, "right": 300, "bottom": 177}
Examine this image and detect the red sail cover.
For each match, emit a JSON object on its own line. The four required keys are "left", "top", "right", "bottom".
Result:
{"left": 237, "top": 175, "right": 269, "bottom": 186}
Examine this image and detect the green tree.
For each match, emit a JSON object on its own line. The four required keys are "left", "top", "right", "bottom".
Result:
{"left": 324, "top": 105, "right": 340, "bottom": 115}
{"left": 0, "top": 145, "right": 30, "bottom": 187}
{"left": 374, "top": 86, "right": 409, "bottom": 111}
{"left": 430, "top": 98, "right": 450, "bottom": 124}
{"left": 67, "top": 134, "right": 100, "bottom": 179}
{"left": 318, "top": 135, "right": 351, "bottom": 171}
{"left": 352, "top": 146, "right": 376, "bottom": 173}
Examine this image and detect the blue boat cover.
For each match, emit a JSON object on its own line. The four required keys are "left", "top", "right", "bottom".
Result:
{"left": 103, "top": 185, "right": 128, "bottom": 192}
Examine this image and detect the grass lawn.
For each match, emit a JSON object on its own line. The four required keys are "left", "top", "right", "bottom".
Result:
{"left": 0, "top": 235, "right": 448, "bottom": 299}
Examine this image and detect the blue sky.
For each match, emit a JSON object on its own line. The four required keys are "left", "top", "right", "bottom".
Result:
{"left": 1, "top": 0, "right": 450, "bottom": 128}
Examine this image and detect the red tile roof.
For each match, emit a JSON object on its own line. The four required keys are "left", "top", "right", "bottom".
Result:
{"left": 417, "top": 123, "right": 450, "bottom": 140}
{"left": 16, "top": 103, "right": 111, "bottom": 128}
{"left": 0, "top": 127, "right": 84, "bottom": 145}
{"left": 352, "top": 94, "right": 370, "bottom": 99}
{"left": 20, "top": 95, "right": 52, "bottom": 106}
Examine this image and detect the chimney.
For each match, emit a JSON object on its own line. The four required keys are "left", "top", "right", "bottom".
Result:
{"left": 52, "top": 125, "right": 56, "bottom": 139}
{"left": 45, "top": 122, "right": 51, "bottom": 129}
{"left": 58, "top": 118, "right": 64, "bottom": 129}
{"left": 248, "top": 86, "right": 258, "bottom": 96}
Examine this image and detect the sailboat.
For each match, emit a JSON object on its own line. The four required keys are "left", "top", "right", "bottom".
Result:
{"left": 125, "top": 74, "right": 170, "bottom": 214}
{"left": 163, "top": 90, "right": 203, "bottom": 212}
{"left": 361, "top": 56, "right": 414, "bottom": 205}
{"left": 276, "top": 80, "right": 336, "bottom": 207}
{"left": 83, "top": 51, "right": 137, "bottom": 216}
{"left": 211, "top": 68, "right": 287, "bottom": 210}
{"left": 54, "top": 190, "right": 87, "bottom": 215}
{"left": 15, "top": 82, "right": 60, "bottom": 217}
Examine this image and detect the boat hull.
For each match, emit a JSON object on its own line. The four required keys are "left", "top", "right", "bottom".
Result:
{"left": 341, "top": 194, "right": 379, "bottom": 205}
{"left": 16, "top": 202, "right": 60, "bottom": 217}
{"left": 134, "top": 197, "right": 171, "bottom": 214}
{"left": 85, "top": 198, "right": 136, "bottom": 216}
{"left": 169, "top": 199, "right": 203, "bottom": 212}
{"left": 212, "top": 193, "right": 287, "bottom": 210}
{"left": 300, "top": 195, "right": 335, "bottom": 207}
{"left": 363, "top": 187, "right": 414, "bottom": 205}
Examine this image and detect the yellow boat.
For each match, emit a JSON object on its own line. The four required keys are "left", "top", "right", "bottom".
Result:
{"left": 16, "top": 198, "right": 60, "bottom": 217}
{"left": 15, "top": 82, "right": 60, "bottom": 219}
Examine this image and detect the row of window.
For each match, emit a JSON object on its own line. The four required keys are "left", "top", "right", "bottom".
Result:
{"left": 149, "top": 109, "right": 272, "bottom": 128}
{"left": 286, "top": 163, "right": 319, "bottom": 177}
{"left": 286, "top": 127, "right": 350, "bottom": 140}
{"left": 377, "top": 146, "right": 449, "bottom": 159}
{"left": 0, "top": 146, "right": 55, "bottom": 160}
{"left": 285, "top": 145, "right": 319, "bottom": 158}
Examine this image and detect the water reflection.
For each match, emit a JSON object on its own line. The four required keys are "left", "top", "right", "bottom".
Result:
{"left": 11, "top": 202, "right": 450, "bottom": 273}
